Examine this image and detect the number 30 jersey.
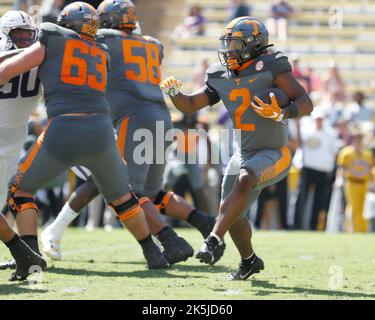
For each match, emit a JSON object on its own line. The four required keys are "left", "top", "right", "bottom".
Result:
{"left": 0, "top": 60, "right": 41, "bottom": 156}
{"left": 205, "top": 51, "right": 291, "bottom": 154}
{"left": 96, "top": 29, "right": 168, "bottom": 123}
{"left": 37, "top": 22, "right": 110, "bottom": 118}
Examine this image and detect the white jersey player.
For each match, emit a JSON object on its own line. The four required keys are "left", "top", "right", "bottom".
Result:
{"left": 0, "top": 11, "right": 42, "bottom": 207}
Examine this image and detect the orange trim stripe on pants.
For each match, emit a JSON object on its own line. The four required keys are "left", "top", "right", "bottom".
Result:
{"left": 19, "top": 119, "right": 52, "bottom": 174}
{"left": 117, "top": 117, "right": 129, "bottom": 162}
{"left": 259, "top": 146, "right": 291, "bottom": 184}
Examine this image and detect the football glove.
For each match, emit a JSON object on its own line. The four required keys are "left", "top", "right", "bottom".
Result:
{"left": 160, "top": 76, "right": 182, "bottom": 97}
{"left": 251, "top": 93, "right": 284, "bottom": 122}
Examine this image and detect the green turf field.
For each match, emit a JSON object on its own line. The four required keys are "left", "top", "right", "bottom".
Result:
{"left": 0, "top": 229, "right": 374, "bottom": 300}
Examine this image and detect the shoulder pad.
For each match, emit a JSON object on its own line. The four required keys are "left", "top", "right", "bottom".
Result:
{"left": 263, "top": 51, "right": 292, "bottom": 78}
{"left": 206, "top": 62, "right": 227, "bottom": 78}
{"left": 38, "top": 22, "right": 79, "bottom": 45}
{"left": 143, "top": 35, "right": 162, "bottom": 46}
{"left": 96, "top": 28, "right": 123, "bottom": 38}
{"left": 274, "top": 51, "right": 288, "bottom": 60}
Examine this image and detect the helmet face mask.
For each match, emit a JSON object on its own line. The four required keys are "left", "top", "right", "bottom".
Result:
{"left": 219, "top": 37, "right": 250, "bottom": 70}
{"left": 9, "top": 28, "right": 36, "bottom": 48}
{"left": 0, "top": 10, "right": 37, "bottom": 50}
{"left": 218, "top": 17, "right": 271, "bottom": 71}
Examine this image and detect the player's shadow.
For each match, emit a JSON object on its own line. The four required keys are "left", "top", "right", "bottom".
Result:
{"left": 47, "top": 265, "right": 203, "bottom": 279}
{"left": 250, "top": 280, "right": 375, "bottom": 299}
{"left": 0, "top": 283, "right": 47, "bottom": 295}
{"left": 107, "top": 260, "right": 231, "bottom": 273}
{"left": 171, "top": 263, "right": 232, "bottom": 274}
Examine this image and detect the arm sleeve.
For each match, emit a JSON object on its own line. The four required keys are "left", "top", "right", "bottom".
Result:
{"left": 203, "top": 84, "right": 221, "bottom": 106}
{"left": 203, "top": 71, "right": 221, "bottom": 106}
{"left": 38, "top": 27, "right": 49, "bottom": 46}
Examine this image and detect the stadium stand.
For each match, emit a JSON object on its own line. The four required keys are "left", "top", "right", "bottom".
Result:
{"left": 150, "top": 0, "right": 375, "bottom": 105}
{"left": 1, "top": 0, "right": 373, "bottom": 100}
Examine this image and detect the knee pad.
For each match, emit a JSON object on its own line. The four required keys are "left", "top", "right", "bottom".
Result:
{"left": 153, "top": 190, "right": 174, "bottom": 214}
{"left": 134, "top": 192, "right": 152, "bottom": 207}
{"left": 7, "top": 178, "right": 38, "bottom": 216}
{"left": 110, "top": 193, "right": 142, "bottom": 222}
{"left": 8, "top": 196, "right": 38, "bottom": 217}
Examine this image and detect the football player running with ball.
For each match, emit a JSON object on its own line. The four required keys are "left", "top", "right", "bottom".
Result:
{"left": 160, "top": 17, "right": 313, "bottom": 280}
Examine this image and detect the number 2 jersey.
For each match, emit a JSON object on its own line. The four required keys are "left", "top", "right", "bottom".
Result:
{"left": 205, "top": 51, "right": 292, "bottom": 154}
{"left": 37, "top": 22, "right": 110, "bottom": 118}
{"left": 96, "top": 28, "right": 169, "bottom": 124}
{"left": 0, "top": 61, "right": 41, "bottom": 157}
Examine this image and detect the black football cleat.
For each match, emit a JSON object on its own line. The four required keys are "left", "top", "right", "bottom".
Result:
{"left": 10, "top": 253, "right": 47, "bottom": 282}
{"left": 212, "top": 241, "right": 226, "bottom": 264}
{"left": 0, "top": 259, "right": 16, "bottom": 270}
{"left": 196, "top": 235, "right": 224, "bottom": 265}
{"left": 228, "top": 255, "right": 264, "bottom": 281}
{"left": 162, "top": 236, "right": 194, "bottom": 264}
{"left": 143, "top": 247, "right": 171, "bottom": 270}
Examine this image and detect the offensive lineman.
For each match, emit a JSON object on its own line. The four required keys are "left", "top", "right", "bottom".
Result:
{"left": 41, "top": 0, "right": 224, "bottom": 264}
{"left": 160, "top": 17, "right": 313, "bottom": 279}
{"left": 0, "top": 2, "right": 170, "bottom": 276}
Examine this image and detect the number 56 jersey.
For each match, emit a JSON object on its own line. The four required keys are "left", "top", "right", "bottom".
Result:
{"left": 205, "top": 51, "right": 291, "bottom": 155}
{"left": 37, "top": 22, "right": 110, "bottom": 118}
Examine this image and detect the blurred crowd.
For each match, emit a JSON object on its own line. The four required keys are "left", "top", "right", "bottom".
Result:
{"left": 172, "top": 0, "right": 296, "bottom": 41}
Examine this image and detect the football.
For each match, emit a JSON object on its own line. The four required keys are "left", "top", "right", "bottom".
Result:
{"left": 253, "top": 88, "right": 291, "bottom": 108}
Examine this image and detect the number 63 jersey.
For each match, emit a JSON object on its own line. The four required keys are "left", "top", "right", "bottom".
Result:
{"left": 0, "top": 57, "right": 41, "bottom": 157}
{"left": 205, "top": 51, "right": 292, "bottom": 155}
{"left": 37, "top": 22, "right": 110, "bottom": 118}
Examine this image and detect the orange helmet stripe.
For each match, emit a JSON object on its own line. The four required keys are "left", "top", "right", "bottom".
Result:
{"left": 232, "top": 31, "right": 243, "bottom": 37}
{"left": 245, "top": 19, "right": 260, "bottom": 36}
{"left": 226, "top": 17, "right": 243, "bottom": 29}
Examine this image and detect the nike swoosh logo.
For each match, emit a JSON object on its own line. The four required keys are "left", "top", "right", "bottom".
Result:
{"left": 248, "top": 78, "right": 257, "bottom": 84}
{"left": 239, "top": 268, "right": 254, "bottom": 279}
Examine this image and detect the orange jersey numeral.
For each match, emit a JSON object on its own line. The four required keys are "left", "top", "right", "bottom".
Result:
{"left": 61, "top": 39, "right": 88, "bottom": 86}
{"left": 61, "top": 39, "right": 107, "bottom": 92}
{"left": 230, "top": 88, "right": 256, "bottom": 131}
{"left": 88, "top": 45, "right": 107, "bottom": 92}
{"left": 122, "top": 39, "right": 161, "bottom": 85}
{"left": 123, "top": 39, "right": 147, "bottom": 83}
{"left": 145, "top": 42, "right": 161, "bottom": 85}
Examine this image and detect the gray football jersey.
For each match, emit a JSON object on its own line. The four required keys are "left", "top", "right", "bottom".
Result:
{"left": 96, "top": 29, "right": 168, "bottom": 123}
{"left": 205, "top": 52, "right": 291, "bottom": 154}
{"left": 37, "top": 23, "right": 110, "bottom": 118}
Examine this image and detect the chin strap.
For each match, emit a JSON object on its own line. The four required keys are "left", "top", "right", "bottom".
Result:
{"left": 247, "top": 44, "right": 274, "bottom": 60}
